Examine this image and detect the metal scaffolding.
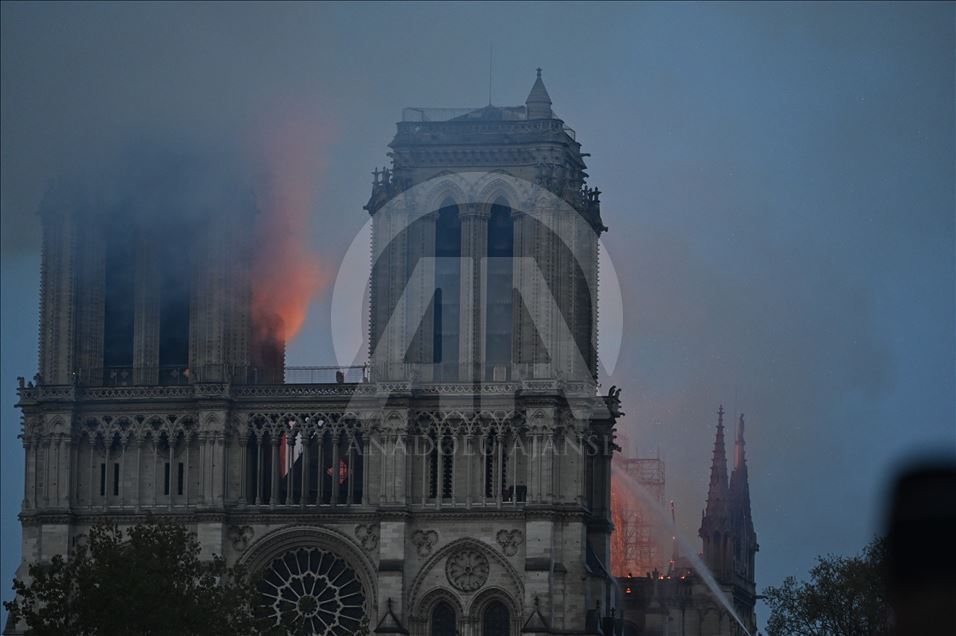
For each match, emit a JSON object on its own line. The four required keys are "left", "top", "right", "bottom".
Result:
{"left": 611, "top": 455, "right": 665, "bottom": 577}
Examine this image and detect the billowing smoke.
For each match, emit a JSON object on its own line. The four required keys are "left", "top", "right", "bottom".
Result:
{"left": 33, "top": 121, "right": 330, "bottom": 378}
{"left": 250, "top": 105, "right": 330, "bottom": 352}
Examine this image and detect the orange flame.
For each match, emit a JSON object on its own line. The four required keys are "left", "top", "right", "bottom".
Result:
{"left": 250, "top": 104, "right": 331, "bottom": 348}
{"left": 611, "top": 457, "right": 667, "bottom": 578}
{"left": 610, "top": 471, "right": 631, "bottom": 576}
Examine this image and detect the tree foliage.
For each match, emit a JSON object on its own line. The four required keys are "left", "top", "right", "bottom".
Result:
{"left": 763, "top": 536, "right": 891, "bottom": 636}
{"left": 4, "top": 521, "right": 258, "bottom": 635}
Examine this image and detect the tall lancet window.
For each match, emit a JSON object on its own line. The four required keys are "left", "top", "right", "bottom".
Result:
{"left": 433, "top": 203, "right": 461, "bottom": 380}
{"left": 430, "top": 601, "right": 457, "bottom": 636}
{"left": 485, "top": 201, "right": 514, "bottom": 379}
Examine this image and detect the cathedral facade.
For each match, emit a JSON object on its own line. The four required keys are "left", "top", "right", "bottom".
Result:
{"left": 9, "top": 73, "right": 624, "bottom": 635}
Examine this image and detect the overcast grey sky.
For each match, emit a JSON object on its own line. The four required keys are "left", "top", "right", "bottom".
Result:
{"left": 2, "top": 2, "right": 954, "bottom": 629}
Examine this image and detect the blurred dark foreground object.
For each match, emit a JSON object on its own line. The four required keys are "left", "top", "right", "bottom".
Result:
{"left": 885, "top": 461, "right": 956, "bottom": 635}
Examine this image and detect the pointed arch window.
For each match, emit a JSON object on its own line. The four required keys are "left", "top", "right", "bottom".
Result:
{"left": 428, "top": 431, "right": 454, "bottom": 500}
{"left": 434, "top": 203, "right": 461, "bottom": 380}
{"left": 485, "top": 201, "right": 514, "bottom": 379}
{"left": 430, "top": 600, "right": 457, "bottom": 636}
{"left": 482, "top": 600, "right": 511, "bottom": 636}
{"left": 483, "top": 430, "right": 510, "bottom": 500}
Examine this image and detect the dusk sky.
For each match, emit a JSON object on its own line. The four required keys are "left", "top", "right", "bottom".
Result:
{"left": 2, "top": 2, "right": 954, "bottom": 630}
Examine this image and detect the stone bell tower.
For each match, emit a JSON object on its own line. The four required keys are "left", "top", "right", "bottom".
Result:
{"left": 366, "top": 68, "right": 604, "bottom": 387}
{"left": 11, "top": 72, "right": 622, "bottom": 636}
{"left": 35, "top": 167, "right": 281, "bottom": 389}
{"left": 362, "top": 70, "right": 621, "bottom": 635}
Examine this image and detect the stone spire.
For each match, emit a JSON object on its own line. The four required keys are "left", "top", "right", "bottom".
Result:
{"left": 703, "top": 405, "right": 730, "bottom": 520}
{"left": 730, "top": 413, "right": 754, "bottom": 534}
{"left": 730, "top": 414, "right": 758, "bottom": 590}
{"left": 699, "top": 405, "right": 731, "bottom": 580}
{"left": 730, "top": 413, "right": 753, "bottom": 531}
{"left": 525, "top": 68, "right": 553, "bottom": 119}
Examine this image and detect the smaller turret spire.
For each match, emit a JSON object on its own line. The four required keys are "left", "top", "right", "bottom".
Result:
{"left": 704, "top": 405, "right": 730, "bottom": 517}
{"left": 728, "top": 413, "right": 758, "bottom": 587}
{"left": 700, "top": 405, "right": 732, "bottom": 579}
{"left": 525, "top": 68, "right": 553, "bottom": 119}
{"left": 730, "top": 414, "right": 755, "bottom": 534}
{"left": 734, "top": 413, "right": 747, "bottom": 470}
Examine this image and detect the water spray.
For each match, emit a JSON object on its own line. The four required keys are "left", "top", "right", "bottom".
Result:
{"left": 612, "top": 464, "right": 754, "bottom": 636}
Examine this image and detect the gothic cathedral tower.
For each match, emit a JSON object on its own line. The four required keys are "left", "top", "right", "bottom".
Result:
{"left": 10, "top": 72, "right": 621, "bottom": 636}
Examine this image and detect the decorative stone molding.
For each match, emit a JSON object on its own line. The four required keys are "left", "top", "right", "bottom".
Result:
{"left": 445, "top": 548, "right": 490, "bottom": 593}
{"left": 20, "top": 379, "right": 598, "bottom": 407}
{"left": 227, "top": 524, "right": 255, "bottom": 551}
{"left": 496, "top": 529, "right": 523, "bottom": 556}
{"left": 80, "top": 386, "right": 192, "bottom": 401}
{"left": 411, "top": 529, "right": 439, "bottom": 557}
{"left": 354, "top": 524, "right": 379, "bottom": 552}
{"left": 254, "top": 546, "right": 368, "bottom": 634}
{"left": 232, "top": 384, "right": 372, "bottom": 399}
{"left": 409, "top": 538, "right": 525, "bottom": 613}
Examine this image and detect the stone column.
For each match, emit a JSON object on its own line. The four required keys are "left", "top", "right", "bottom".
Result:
{"left": 134, "top": 437, "right": 144, "bottom": 511}
{"left": 376, "top": 520, "right": 407, "bottom": 635}
{"left": 527, "top": 408, "right": 556, "bottom": 505}
{"left": 196, "top": 423, "right": 227, "bottom": 560}
{"left": 301, "top": 434, "right": 309, "bottom": 507}
{"left": 238, "top": 431, "right": 248, "bottom": 505}
{"left": 70, "top": 433, "right": 80, "bottom": 506}
{"left": 74, "top": 221, "right": 105, "bottom": 383}
{"left": 21, "top": 431, "right": 34, "bottom": 511}
{"left": 38, "top": 207, "right": 78, "bottom": 385}
{"left": 212, "top": 433, "right": 226, "bottom": 506}
{"left": 370, "top": 204, "right": 416, "bottom": 381}
{"left": 198, "top": 431, "right": 208, "bottom": 506}
{"left": 184, "top": 436, "right": 191, "bottom": 504}
{"left": 524, "top": 519, "right": 556, "bottom": 634}
{"left": 511, "top": 208, "right": 541, "bottom": 379}
{"left": 378, "top": 410, "right": 410, "bottom": 507}
{"left": 119, "top": 437, "right": 128, "bottom": 507}
{"left": 402, "top": 206, "right": 438, "bottom": 382}
{"left": 87, "top": 437, "right": 95, "bottom": 510}
{"left": 255, "top": 435, "right": 263, "bottom": 505}
{"left": 150, "top": 439, "right": 159, "bottom": 508}
{"left": 458, "top": 203, "right": 489, "bottom": 382}
{"left": 270, "top": 435, "right": 279, "bottom": 507}
{"left": 361, "top": 426, "right": 373, "bottom": 506}
{"left": 464, "top": 431, "right": 474, "bottom": 508}
{"left": 330, "top": 432, "right": 340, "bottom": 505}
{"left": 316, "top": 432, "right": 325, "bottom": 504}
{"left": 167, "top": 441, "right": 174, "bottom": 510}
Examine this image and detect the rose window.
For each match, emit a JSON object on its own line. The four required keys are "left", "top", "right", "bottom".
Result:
{"left": 445, "top": 549, "right": 490, "bottom": 592}
{"left": 255, "top": 547, "right": 367, "bottom": 635}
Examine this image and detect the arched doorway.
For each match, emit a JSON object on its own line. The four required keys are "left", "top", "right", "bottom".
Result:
{"left": 429, "top": 600, "right": 457, "bottom": 636}
{"left": 482, "top": 600, "right": 511, "bottom": 636}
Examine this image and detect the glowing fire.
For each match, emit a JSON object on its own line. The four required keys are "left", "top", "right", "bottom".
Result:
{"left": 610, "top": 471, "right": 632, "bottom": 576}
{"left": 250, "top": 104, "right": 331, "bottom": 348}
{"left": 610, "top": 456, "right": 666, "bottom": 578}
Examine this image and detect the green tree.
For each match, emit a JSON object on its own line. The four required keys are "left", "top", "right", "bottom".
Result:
{"left": 4, "top": 520, "right": 258, "bottom": 635}
{"left": 763, "top": 536, "right": 891, "bottom": 636}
